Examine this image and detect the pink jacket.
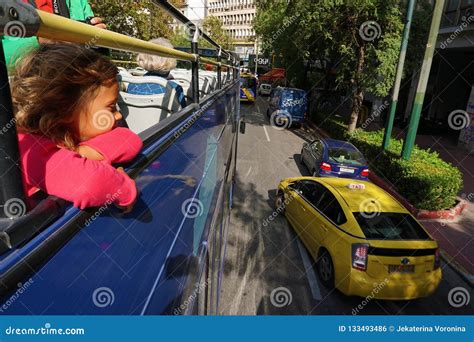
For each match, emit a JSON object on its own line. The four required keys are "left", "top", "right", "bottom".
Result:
{"left": 18, "top": 127, "right": 143, "bottom": 209}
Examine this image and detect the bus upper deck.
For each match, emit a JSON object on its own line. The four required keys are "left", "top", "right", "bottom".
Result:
{"left": 0, "top": 0, "right": 242, "bottom": 315}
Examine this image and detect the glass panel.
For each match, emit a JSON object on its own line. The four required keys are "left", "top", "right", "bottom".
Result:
{"left": 353, "top": 213, "right": 430, "bottom": 240}
{"left": 328, "top": 147, "right": 365, "bottom": 166}
{"left": 317, "top": 190, "right": 347, "bottom": 225}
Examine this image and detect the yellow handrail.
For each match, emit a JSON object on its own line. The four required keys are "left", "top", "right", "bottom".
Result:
{"left": 36, "top": 10, "right": 234, "bottom": 69}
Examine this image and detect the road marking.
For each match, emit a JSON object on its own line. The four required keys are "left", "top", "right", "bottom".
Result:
{"left": 296, "top": 238, "right": 322, "bottom": 301}
{"left": 245, "top": 166, "right": 252, "bottom": 178}
{"left": 263, "top": 126, "right": 271, "bottom": 142}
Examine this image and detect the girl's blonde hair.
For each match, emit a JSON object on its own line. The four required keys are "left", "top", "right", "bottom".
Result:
{"left": 11, "top": 43, "right": 118, "bottom": 149}
{"left": 136, "top": 38, "right": 177, "bottom": 74}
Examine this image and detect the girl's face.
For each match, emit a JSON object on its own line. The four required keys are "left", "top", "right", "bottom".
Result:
{"left": 76, "top": 81, "right": 122, "bottom": 142}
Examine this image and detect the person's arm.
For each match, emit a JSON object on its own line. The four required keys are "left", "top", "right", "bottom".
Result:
{"left": 82, "top": 0, "right": 107, "bottom": 29}
{"left": 77, "top": 127, "right": 143, "bottom": 164}
{"left": 22, "top": 141, "right": 137, "bottom": 210}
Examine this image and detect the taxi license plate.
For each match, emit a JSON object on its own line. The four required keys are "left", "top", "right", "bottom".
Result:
{"left": 340, "top": 167, "right": 354, "bottom": 173}
{"left": 388, "top": 265, "right": 415, "bottom": 273}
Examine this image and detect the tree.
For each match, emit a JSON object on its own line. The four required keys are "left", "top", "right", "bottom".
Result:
{"left": 170, "top": 15, "right": 232, "bottom": 50}
{"left": 88, "top": 0, "right": 177, "bottom": 41}
{"left": 255, "top": 0, "right": 412, "bottom": 133}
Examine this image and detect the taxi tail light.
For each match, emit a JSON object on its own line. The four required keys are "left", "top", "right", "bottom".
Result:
{"left": 361, "top": 168, "right": 369, "bottom": 177}
{"left": 434, "top": 248, "right": 441, "bottom": 269}
{"left": 352, "top": 243, "right": 369, "bottom": 271}
{"left": 320, "top": 162, "right": 332, "bottom": 172}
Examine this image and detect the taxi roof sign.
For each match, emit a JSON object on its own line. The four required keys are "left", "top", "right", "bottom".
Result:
{"left": 347, "top": 183, "right": 365, "bottom": 190}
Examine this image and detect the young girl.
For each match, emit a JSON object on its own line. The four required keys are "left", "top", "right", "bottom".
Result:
{"left": 12, "top": 43, "right": 142, "bottom": 210}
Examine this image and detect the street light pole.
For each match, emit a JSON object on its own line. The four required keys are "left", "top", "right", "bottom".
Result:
{"left": 382, "top": 0, "right": 415, "bottom": 150}
{"left": 401, "top": 0, "right": 445, "bottom": 160}
{"left": 254, "top": 38, "right": 259, "bottom": 75}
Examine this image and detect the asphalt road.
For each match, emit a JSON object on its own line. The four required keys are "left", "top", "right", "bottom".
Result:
{"left": 219, "top": 96, "right": 473, "bottom": 315}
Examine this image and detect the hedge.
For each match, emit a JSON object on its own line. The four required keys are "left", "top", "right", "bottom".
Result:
{"left": 316, "top": 118, "right": 463, "bottom": 210}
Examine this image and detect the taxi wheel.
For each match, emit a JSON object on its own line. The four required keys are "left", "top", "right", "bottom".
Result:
{"left": 318, "top": 249, "right": 335, "bottom": 288}
{"left": 275, "top": 192, "right": 286, "bottom": 215}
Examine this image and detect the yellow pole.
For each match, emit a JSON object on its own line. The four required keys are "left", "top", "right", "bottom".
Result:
{"left": 36, "top": 10, "right": 233, "bottom": 69}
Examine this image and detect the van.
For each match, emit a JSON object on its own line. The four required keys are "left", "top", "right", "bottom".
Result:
{"left": 266, "top": 87, "right": 307, "bottom": 128}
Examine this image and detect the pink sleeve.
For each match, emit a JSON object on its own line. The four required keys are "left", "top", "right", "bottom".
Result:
{"left": 78, "top": 127, "right": 143, "bottom": 164}
{"left": 23, "top": 141, "right": 137, "bottom": 209}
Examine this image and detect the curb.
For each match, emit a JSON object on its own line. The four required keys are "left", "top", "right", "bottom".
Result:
{"left": 416, "top": 200, "right": 467, "bottom": 220}
{"left": 440, "top": 250, "right": 474, "bottom": 287}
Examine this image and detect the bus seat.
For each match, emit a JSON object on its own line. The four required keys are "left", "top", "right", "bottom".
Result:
{"left": 118, "top": 75, "right": 181, "bottom": 134}
{"left": 170, "top": 71, "right": 212, "bottom": 98}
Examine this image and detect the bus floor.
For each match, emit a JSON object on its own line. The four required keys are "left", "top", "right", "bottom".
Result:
{"left": 219, "top": 97, "right": 473, "bottom": 315}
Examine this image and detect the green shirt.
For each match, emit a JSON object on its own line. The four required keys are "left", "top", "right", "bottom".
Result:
{"left": 2, "top": 0, "right": 95, "bottom": 68}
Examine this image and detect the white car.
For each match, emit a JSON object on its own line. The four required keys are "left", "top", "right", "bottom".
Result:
{"left": 258, "top": 83, "right": 272, "bottom": 96}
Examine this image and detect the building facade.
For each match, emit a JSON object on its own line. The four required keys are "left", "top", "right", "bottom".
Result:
{"left": 207, "top": 0, "right": 258, "bottom": 60}
{"left": 424, "top": 0, "right": 474, "bottom": 151}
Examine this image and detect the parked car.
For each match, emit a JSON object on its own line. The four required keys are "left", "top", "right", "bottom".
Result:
{"left": 258, "top": 83, "right": 272, "bottom": 96}
{"left": 275, "top": 177, "right": 442, "bottom": 300}
{"left": 301, "top": 138, "right": 369, "bottom": 180}
{"left": 266, "top": 87, "right": 307, "bottom": 128}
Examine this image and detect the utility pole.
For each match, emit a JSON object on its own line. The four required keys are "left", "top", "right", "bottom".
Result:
{"left": 401, "top": 0, "right": 445, "bottom": 160}
{"left": 382, "top": 0, "right": 415, "bottom": 150}
{"left": 254, "top": 38, "right": 259, "bottom": 75}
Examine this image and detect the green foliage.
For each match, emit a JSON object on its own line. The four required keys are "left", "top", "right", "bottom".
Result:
{"left": 255, "top": 0, "right": 404, "bottom": 95}
{"left": 317, "top": 117, "right": 463, "bottom": 210}
{"left": 89, "top": 0, "right": 175, "bottom": 41}
{"left": 202, "top": 16, "right": 233, "bottom": 49}
{"left": 255, "top": 0, "right": 435, "bottom": 132}
{"left": 170, "top": 14, "right": 232, "bottom": 50}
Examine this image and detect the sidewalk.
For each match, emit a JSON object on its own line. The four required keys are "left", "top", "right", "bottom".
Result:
{"left": 405, "top": 132, "right": 474, "bottom": 283}
{"left": 305, "top": 121, "right": 474, "bottom": 283}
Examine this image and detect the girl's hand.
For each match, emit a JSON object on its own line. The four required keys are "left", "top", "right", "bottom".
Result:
{"left": 115, "top": 167, "right": 137, "bottom": 213}
{"left": 76, "top": 145, "right": 104, "bottom": 161}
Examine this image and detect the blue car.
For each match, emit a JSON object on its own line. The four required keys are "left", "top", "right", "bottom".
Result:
{"left": 266, "top": 87, "right": 307, "bottom": 128}
{"left": 300, "top": 138, "right": 370, "bottom": 180}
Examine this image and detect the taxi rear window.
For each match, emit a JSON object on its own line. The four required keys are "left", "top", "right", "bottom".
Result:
{"left": 353, "top": 212, "right": 430, "bottom": 240}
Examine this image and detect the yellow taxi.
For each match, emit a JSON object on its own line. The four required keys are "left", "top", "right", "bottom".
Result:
{"left": 276, "top": 177, "right": 442, "bottom": 300}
